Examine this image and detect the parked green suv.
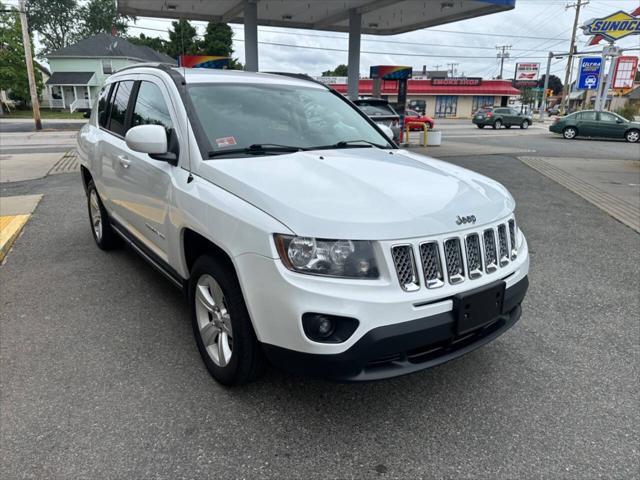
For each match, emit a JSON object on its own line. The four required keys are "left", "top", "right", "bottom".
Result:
{"left": 549, "top": 110, "right": 640, "bottom": 142}
{"left": 472, "top": 107, "right": 532, "bottom": 129}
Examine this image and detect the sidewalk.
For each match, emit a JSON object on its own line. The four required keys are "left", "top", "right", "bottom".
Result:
{"left": 0, "top": 194, "right": 42, "bottom": 262}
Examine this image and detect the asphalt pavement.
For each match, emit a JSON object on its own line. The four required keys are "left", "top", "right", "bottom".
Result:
{"left": 1, "top": 148, "right": 638, "bottom": 478}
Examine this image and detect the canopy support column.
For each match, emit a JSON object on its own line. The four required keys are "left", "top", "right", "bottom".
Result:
{"left": 347, "top": 10, "right": 361, "bottom": 100}
{"left": 244, "top": 0, "right": 258, "bottom": 72}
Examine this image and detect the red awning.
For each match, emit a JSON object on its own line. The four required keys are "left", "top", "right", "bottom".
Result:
{"left": 330, "top": 79, "right": 521, "bottom": 96}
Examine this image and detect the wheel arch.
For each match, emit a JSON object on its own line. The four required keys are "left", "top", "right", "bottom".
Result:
{"left": 625, "top": 127, "right": 640, "bottom": 138}
{"left": 80, "top": 165, "right": 92, "bottom": 194}
{"left": 182, "top": 228, "right": 237, "bottom": 277}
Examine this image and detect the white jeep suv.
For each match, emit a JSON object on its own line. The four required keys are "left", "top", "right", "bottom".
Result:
{"left": 77, "top": 64, "right": 529, "bottom": 385}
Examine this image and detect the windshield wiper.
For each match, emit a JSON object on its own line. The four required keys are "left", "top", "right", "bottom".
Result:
{"left": 208, "top": 143, "right": 303, "bottom": 158}
{"left": 307, "top": 139, "right": 389, "bottom": 151}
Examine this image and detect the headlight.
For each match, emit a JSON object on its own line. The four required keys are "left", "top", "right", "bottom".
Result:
{"left": 274, "top": 234, "right": 379, "bottom": 278}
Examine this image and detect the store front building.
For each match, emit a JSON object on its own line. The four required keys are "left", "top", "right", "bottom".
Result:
{"left": 329, "top": 78, "right": 521, "bottom": 118}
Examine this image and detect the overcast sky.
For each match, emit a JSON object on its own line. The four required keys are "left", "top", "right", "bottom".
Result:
{"left": 40, "top": 0, "right": 640, "bottom": 79}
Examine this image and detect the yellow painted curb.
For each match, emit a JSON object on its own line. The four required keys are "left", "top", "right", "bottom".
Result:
{"left": 0, "top": 214, "right": 31, "bottom": 262}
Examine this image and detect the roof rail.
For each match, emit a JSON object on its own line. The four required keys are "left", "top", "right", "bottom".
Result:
{"left": 115, "top": 62, "right": 178, "bottom": 74}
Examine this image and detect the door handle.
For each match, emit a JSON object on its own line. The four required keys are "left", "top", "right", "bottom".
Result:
{"left": 118, "top": 155, "right": 132, "bottom": 169}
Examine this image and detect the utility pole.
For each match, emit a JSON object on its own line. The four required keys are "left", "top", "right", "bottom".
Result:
{"left": 495, "top": 45, "right": 512, "bottom": 79}
{"left": 560, "top": 0, "right": 588, "bottom": 114}
{"left": 433, "top": 64, "right": 442, "bottom": 71}
{"left": 447, "top": 62, "right": 458, "bottom": 78}
{"left": 18, "top": 0, "right": 41, "bottom": 130}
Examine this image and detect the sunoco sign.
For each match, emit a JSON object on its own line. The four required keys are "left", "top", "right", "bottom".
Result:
{"left": 582, "top": 10, "right": 640, "bottom": 43}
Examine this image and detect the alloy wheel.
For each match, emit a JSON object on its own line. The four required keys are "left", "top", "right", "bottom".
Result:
{"left": 195, "top": 274, "right": 233, "bottom": 367}
{"left": 89, "top": 190, "right": 102, "bottom": 241}
{"left": 626, "top": 130, "right": 639, "bottom": 143}
{"left": 564, "top": 127, "right": 577, "bottom": 139}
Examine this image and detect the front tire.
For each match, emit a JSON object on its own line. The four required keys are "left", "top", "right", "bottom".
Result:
{"left": 520, "top": 120, "right": 530, "bottom": 129}
{"left": 86, "top": 180, "right": 120, "bottom": 250}
{"left": 625, "top": 129, "right": 639, "bottom": 143}
{"left": 493, "top": 119, "right": 502, "bottom": 129}
{"left": 563, "top": 126, "right": 578, "bottom": 139}
{"left": 189, "top": 255, "right": 265, "bottom": 386}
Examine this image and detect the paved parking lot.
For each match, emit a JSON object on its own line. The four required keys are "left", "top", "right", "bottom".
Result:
{"left": 1, "top": 141, "right": 638, "bottom": 478}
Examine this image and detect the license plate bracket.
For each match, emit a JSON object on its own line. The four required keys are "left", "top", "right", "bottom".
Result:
{"left": 453, "top": 281, "right": 505, "bottom": 335}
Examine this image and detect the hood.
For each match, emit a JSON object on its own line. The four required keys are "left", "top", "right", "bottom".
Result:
{"left": 197, "top": 148, "right": 514, "bottom": 240}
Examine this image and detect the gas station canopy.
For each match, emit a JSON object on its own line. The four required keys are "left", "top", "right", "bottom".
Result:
{"left": 117, "top": 0, "right": 516, "bottom": 97}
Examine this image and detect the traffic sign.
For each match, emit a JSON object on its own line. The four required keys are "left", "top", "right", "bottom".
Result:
{"left": 577, "top": 57, "right": 602, "bottom": 90}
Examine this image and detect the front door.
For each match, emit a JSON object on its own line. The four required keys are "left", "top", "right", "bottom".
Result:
{"left": 597, "top": 112, "right": 627, "bottom": 139}
{"left": 115, "top": 77, "right": 179, "bottom": 261}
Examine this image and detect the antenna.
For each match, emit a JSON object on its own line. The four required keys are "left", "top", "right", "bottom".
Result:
{"left": 179, "top": 16, "right": 193, "bottom": 183}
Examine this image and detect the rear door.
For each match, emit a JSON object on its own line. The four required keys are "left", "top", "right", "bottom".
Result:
{"left": 114, "top": 76, "right": 179, "bottom": 260}
{"left": 597, "top": 112, "right": 627, "bottom": 138}
{"left": 576, "top": 111, "right": 599, "bottom": 137}
{"left": 99, "top": 79, "right": 136, "bottom": 223}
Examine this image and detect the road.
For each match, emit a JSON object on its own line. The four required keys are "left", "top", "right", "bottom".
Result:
{"left": 1, "top": 122, "right": 639, "bottom": 479}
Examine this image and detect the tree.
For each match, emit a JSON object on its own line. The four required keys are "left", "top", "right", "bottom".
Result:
{"left": 128, "top": 33, "right": 169, "bottom": 54}
{"left": 538, "top": 74, "right": 563, "bottom": 95}
{"left": 519, "top": 87, "right": 537, "bottom": 107}
{"left": 200, "top": 22, "right": 233, "bottom": 57}
{"left": 166, "top": 19, "right": 199, "bottom": 59}
{"left": 0, "top": 3, "right": 42, "bottom": 106}
{"left": 27, "top": 0, "right": 79, "bottom": 53}
{"left": 78, "top": 0, "right": 135, "bottom": 38}
{"left": 322, "top": 64, "right": 348, "bottom": 76}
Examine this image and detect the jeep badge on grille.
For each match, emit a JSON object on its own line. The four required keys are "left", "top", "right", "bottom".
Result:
{"left": 456, "top": 215, "right": 477, "bottom": 225}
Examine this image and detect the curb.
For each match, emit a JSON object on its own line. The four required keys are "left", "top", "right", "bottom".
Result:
{"left": 0, "top": 215, "right": 30, "bottom": 262}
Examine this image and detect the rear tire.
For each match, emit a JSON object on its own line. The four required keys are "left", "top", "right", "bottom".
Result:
{"left": 86, "top": 180, "right": 120, "bottom": 250}
{"left": 493, "top": 119, "right": 502, "bottom": 129}
{"left": 189, "top": 254, "right": 266, "bottom": 386}
{"left": 520, "top": 120, "right": 530, "bottom": 129}
{"left": 625, "top": 129, "right": 639, "bottom": 143}
{"left": 563, "top": 126, "right": 578, "bottom": 140}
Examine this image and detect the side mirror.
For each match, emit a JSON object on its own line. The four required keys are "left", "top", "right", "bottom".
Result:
{"left": 125, "top": 124, "right": 168, "bottom": 155}
{"left": 616, "top": 118, "right": 624, "bottom": 124}
{"left": 378, "top": 124, "right": 394, "bottom": 139}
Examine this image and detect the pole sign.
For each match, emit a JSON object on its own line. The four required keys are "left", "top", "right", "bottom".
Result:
{"left": 582, "top": 10, "right": 640, "bottom": 44}
{"left": 513, "top": 63, "right": 539, "bottom": 87}
{"left": 612, "top": 56, "right": 639, "bottom": 90}
{"left": 577, "top": 57, "right": 602, "bottom": 90}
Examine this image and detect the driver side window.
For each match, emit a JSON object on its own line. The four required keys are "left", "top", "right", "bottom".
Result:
{"left": 599, "top": 112, "right": 617, "bottom": 123}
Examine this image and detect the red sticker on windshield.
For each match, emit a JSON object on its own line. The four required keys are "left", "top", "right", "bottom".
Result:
{"left": 216, "top": 136, "right": 237, "bottom": 148}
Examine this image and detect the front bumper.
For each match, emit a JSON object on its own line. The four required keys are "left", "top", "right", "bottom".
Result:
{"left": 263, "top": 276, "right": 528, "bottom": 382}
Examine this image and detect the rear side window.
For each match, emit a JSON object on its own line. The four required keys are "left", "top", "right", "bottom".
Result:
{"left": 108, "top": 80, "right": 134, "bottom": 137}
{"left": 578, "top": 111, "right": 596, "bottom": 121}
{"left": 97, "top": 85, "right": 112, "bottom": 127}
{"left": 131, "top": 81, "right": 173, "bottom": 137}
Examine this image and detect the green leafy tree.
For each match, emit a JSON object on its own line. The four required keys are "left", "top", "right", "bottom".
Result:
{"left": 27, "top": 0, "right": 79, "bottom": 52}
{"left": 128, "top": 33, "right": 169, "bottom": 54}
{"left": 0, "top": 3, "right": 42, "bottom": 106}
{"left": 538, "top": 74, "right": 563, "bottom": 95}
{"left": 519, "top": 87, "right": 537, "bottom": 106}
{"left": 78, "top": 0, "right": 135, "bottom": 37}
{"left": 322, "top": 64, "right": 348, "bottom": 76}
{"left": 199, "top": 22, "right": 243, "bottom": 69}
{"left": 166, "top": 19, "right": 199, "bottom": 59}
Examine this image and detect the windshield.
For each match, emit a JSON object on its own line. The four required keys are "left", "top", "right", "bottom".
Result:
{"left": 187, "top": 83, "right": 392, "bottom": 155}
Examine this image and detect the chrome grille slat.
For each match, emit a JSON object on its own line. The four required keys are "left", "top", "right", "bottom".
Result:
{"left": 443, "top": 238, "right": 464, "bottom": 284}
{"left": 497, "top": 224, "right": 509, "bottom": 267}
{"left": 508, "top": 219, "right": 517, "bottom": 260}
{"left": 483, "top": 228, "right": 498, "bottom": 273}
{"left": 391, "top": 245, "right": 419, "bottom": 291}
{"left": 419, "top": 242, "right": 444, "bottom": 289}
{"left": 465, "top": 233, "right": 483, "bottom": 279}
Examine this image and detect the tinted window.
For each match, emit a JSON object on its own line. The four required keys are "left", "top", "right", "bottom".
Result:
{"left": 108, "top": 81, "right": 134, "bottom": 136}
{"left": 97, "top": 85, "right": 112, "bottom": 127}
{"left": 356, "top": 102, "right": 397, "bottom": 116}
{"left": 131, "top": 82, "right": 173, "bottom": 137}
{"left": 579, "top": 111, "right": 596, "bottom": 121}
{"left": 599, "top": 112, "right": 619, "bottom": 123}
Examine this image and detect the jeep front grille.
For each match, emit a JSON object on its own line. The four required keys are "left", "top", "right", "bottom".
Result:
{"left": 389, "top": 217, "right": 518, "bottom": 291}
{"left": 465, "top": 234, "right": 483, "bottom": 279}
{"left": 443, "top": 238, "right": 464, "bottom": 284}
{"left": 419, "top": 242, "right": 444, "bottom": 288}
{"left": 497, "top": 224, "right": 509, "bottom": 266}
{"left": 391, "top": 245, "right": 419, "bottom": 291}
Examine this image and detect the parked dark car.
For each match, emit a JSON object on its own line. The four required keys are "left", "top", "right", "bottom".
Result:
{"left": 472, "top": 107, "right": 532, "bottom": 129}
{"left": 549, "top": 110, "right": 640, "bottom": 142}
{"left": 353, "top": 98, "right": 400, "bottom": 141}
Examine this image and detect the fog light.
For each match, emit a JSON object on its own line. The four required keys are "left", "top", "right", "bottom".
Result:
{"left": 302, "top": 313, "right": 359, "bottom": 343}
